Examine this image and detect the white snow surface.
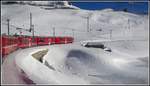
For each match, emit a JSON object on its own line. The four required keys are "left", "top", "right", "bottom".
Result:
{"left": 14, "top": 44, "right": 148, "bottom": 84}
{"left": 2, "top": 4, "right": 149, "bottom": 84}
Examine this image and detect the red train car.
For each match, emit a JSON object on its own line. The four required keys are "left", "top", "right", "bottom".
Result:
{"left": 37, "top": 37, "right": 49, "bottom": 45}
{"left": 53, "top": 37, "right": 74, "bottom": 44}
{"left": 31, "top": 37, "right": 38, "bottom": 46}
{"left": 49, "top": 37, "right": 55, "bottom": 44}
{"left": 65, "top": 37, "right": 74, "bottom": 43}
{"left": 2, "top": 35, "right": 18, "bottom": 57}
{"left": 18, "top": 36, "right": 32, "bottom": 48}
{"left": 54, "top": 37, "right": 61, "bottom": 44}
{"left": 58, "top": 37, "right": 67, "bottom": 44}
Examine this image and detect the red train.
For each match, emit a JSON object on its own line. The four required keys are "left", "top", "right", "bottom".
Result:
{"left": 1, "top": 35, "right": 74, "bottom": 57}
{"left": 2, "top": 36, "right": 18, "bottom": 57}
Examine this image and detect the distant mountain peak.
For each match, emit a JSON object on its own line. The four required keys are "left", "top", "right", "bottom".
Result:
{"left": 2, "top": 1, "right": 79, "bottom": 9}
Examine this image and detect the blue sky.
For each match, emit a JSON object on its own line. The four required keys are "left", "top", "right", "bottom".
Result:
{"left": 71, "top": 2, "right": 148, "bottom": 14}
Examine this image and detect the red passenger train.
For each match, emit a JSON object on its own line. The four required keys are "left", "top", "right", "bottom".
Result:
{"left": 1, "top": 35, "right": 74, "bottom": 57}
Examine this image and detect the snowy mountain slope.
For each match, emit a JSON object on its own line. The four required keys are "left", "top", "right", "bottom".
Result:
{"left": 2, "top": 3, "right": 149, "bottom": 84}
{"left": 2, "top": 1, "right": 79, "bottom": 9}
{"left": 1, "top": 4, "right": 148, "bottom": 41}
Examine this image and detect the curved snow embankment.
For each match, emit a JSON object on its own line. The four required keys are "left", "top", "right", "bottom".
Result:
{"left": 15, "top": 46, "right": 89, "bottom": 85}
{"left": 15, "top": 44, "right": 148, "bottom": 84}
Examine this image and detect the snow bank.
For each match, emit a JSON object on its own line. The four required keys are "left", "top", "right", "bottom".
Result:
{"left": 14, "top": 45, "right": 148, "bottom": 84}
{"left": 15, "top": 46, "right": 89, "bottom": 85}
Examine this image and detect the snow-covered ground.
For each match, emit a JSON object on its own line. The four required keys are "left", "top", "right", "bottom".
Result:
{"left": 1, "top": 3, "right": 149, "bottom": 85}
{"left": 2, "top": 43, "right": 148, "bottom": 84}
